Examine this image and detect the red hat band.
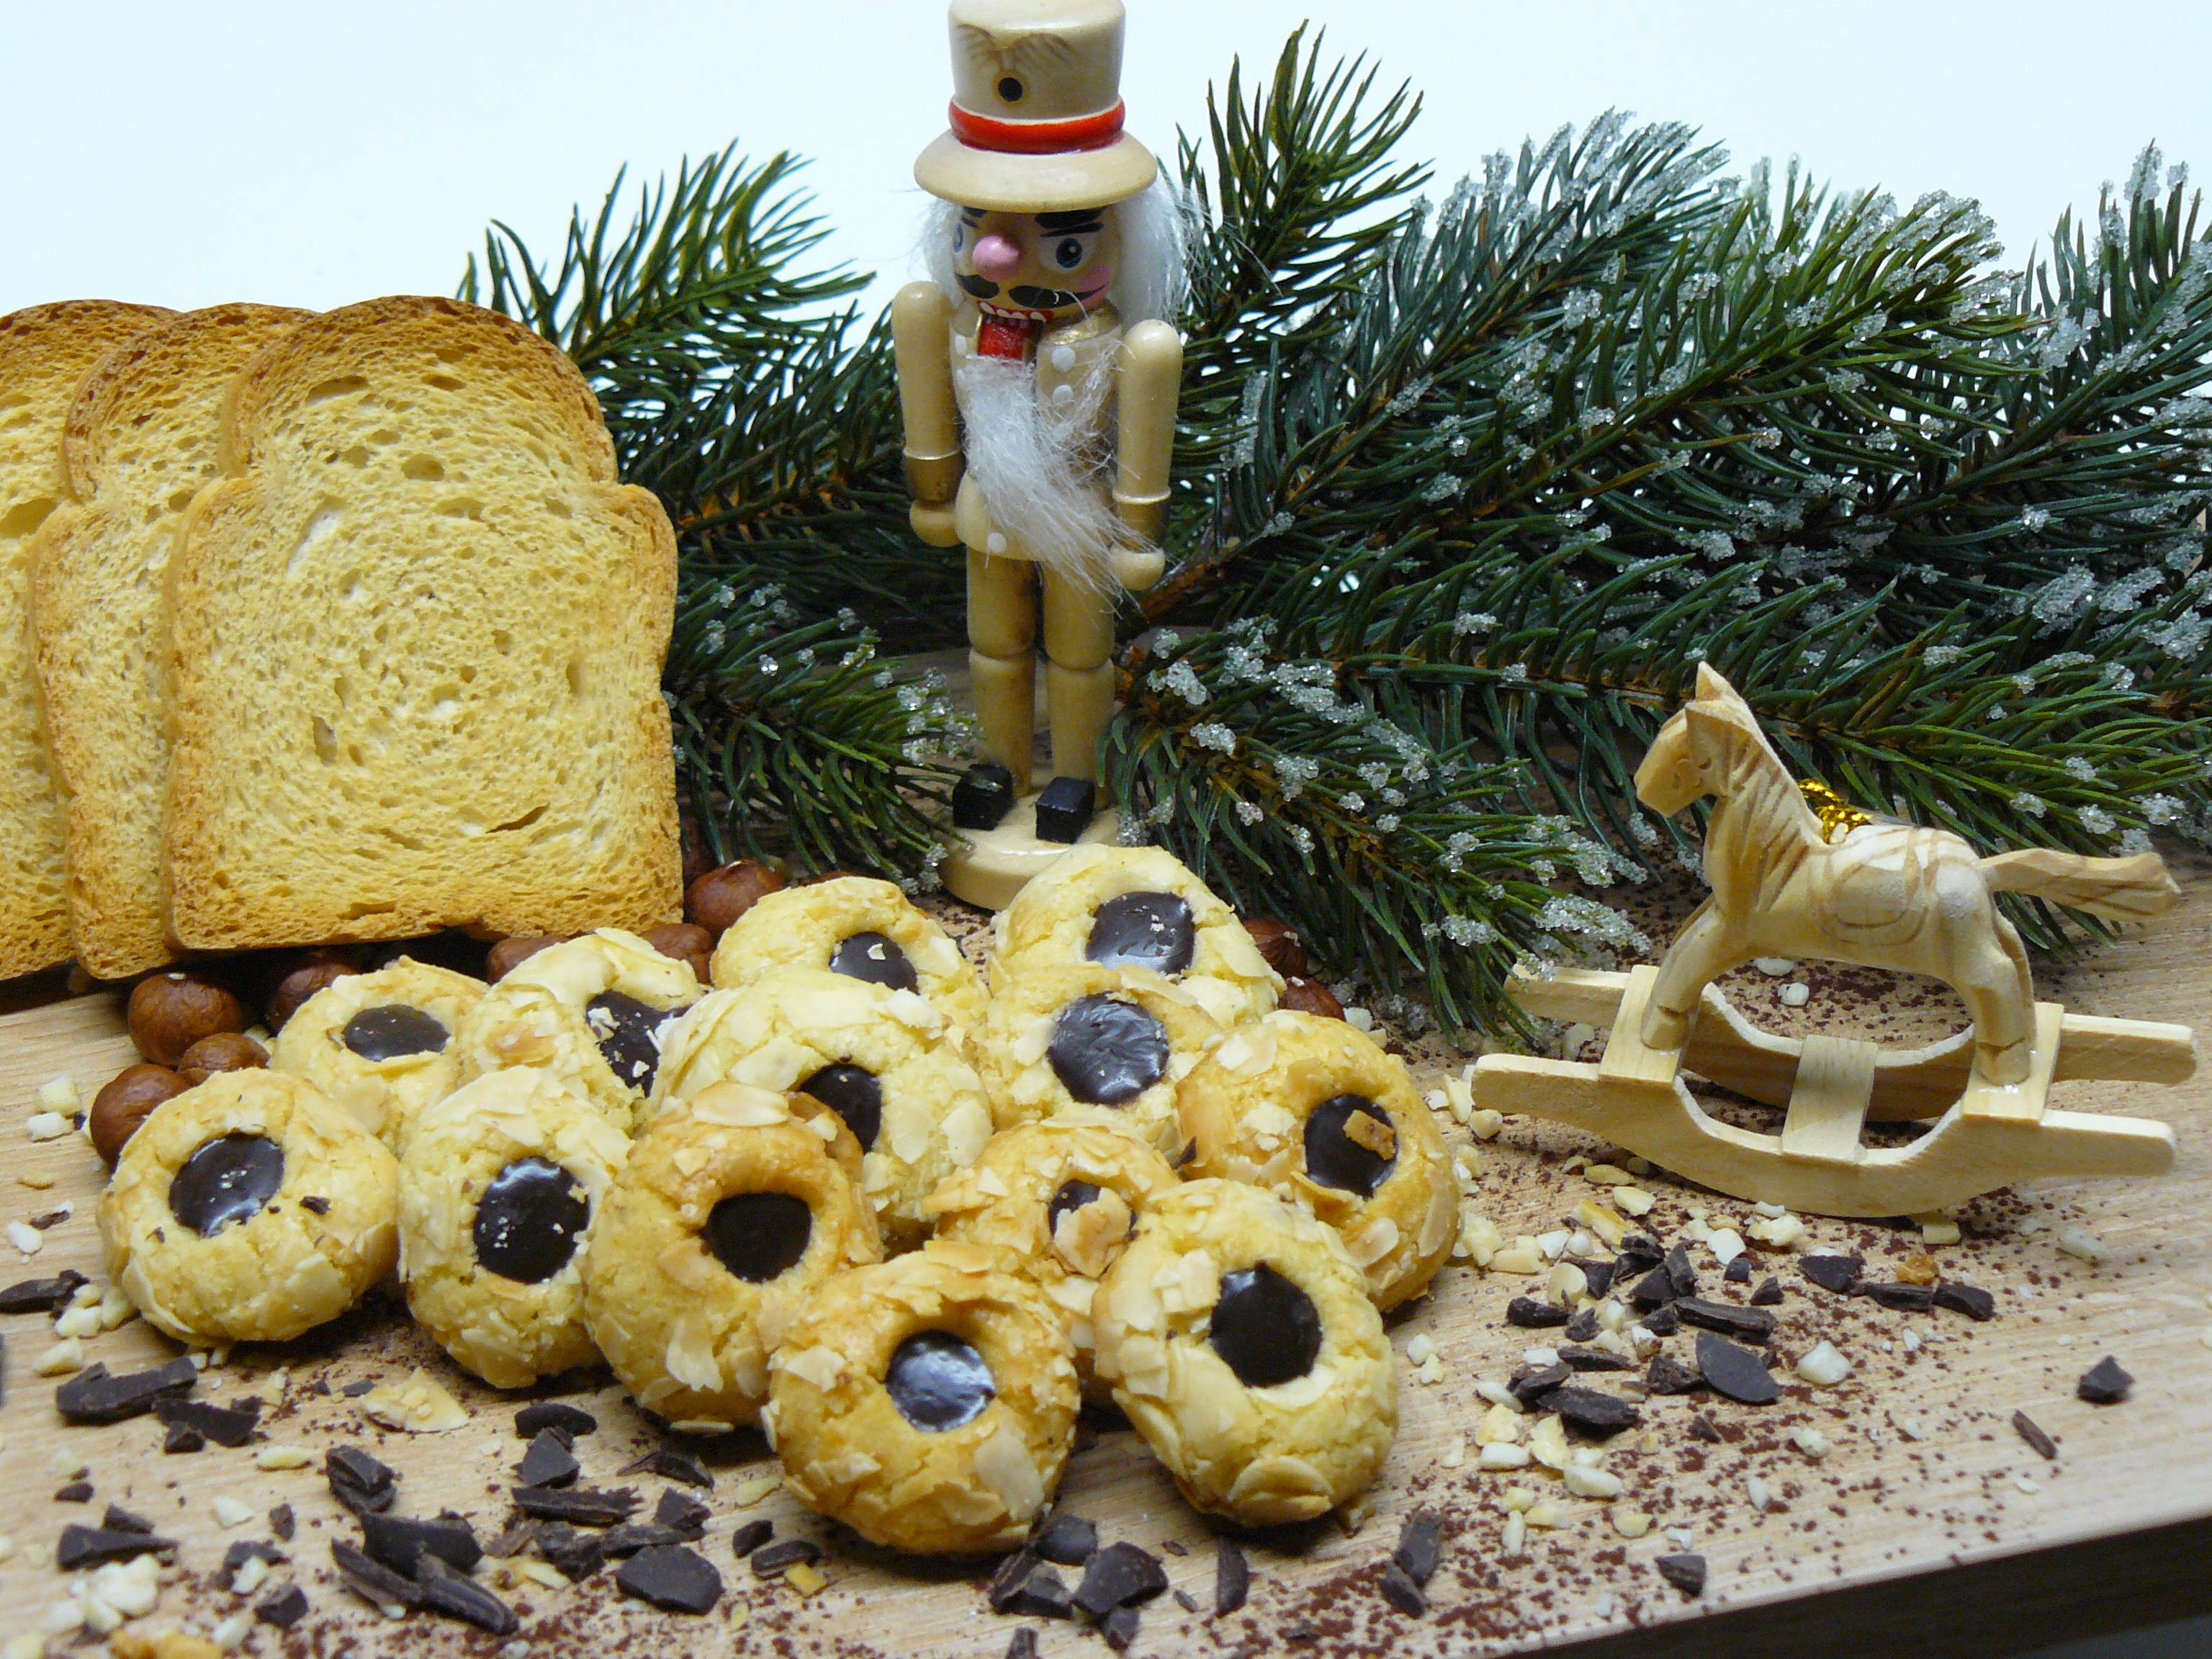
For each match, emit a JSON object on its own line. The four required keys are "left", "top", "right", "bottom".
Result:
{"left": 947, "top": 99, "right": 1127, "bottom": 156}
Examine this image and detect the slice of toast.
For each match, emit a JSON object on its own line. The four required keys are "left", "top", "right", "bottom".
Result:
{"left": 33, "top": 304, "right": 312, "bottom": 979}
{"left": 163, "top": 295, "right": 680, "bottom": 949}
{"left": 0, "top": 300, "right": 174, "bottom": 981}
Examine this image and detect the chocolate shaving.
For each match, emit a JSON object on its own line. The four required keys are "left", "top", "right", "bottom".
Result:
{"left": 1377, "top": 1560, "right": 1426, "bottom": 1617}
{"left": 511, "top": 1485, "right": 640, "bottom": 1527}
{"left": 153, "top": 1393, "right": 261, "bottom": 1447}
{"left": 104, "top": 1504, "right": 158, "bottom": 1535}
{"left": 1393, "top": 1514, "right": 1442, "bottom": 1586}
{"left": 1507, "top": 1361, "right": 1572, "bottom": 1404}
{"left": 300, "top": 1195, "right": 331, "bottom": 1215}
{"left": 1033, "top": 1510, "right": 1097, "bottom": 1565}
{"left": 1580, "top": 1260, "right": 1615, "bottom": 1299}
{"left": 57, "top": 1524, "right": 176, "bottom": 1569}
{"left": 620, "top": 1444, "right": 714, "bottom": 1488}
{"left": 1646, "top": 1353, "right": 1707, "bottom": 1395}
{"left": 360, "top": 1510, "right": 482, "bottom": 1575}
{"left": 2013, "top": 1410, "right": 2059, "bottom": 1460}
{"left": 1656, "top": 1552, "right": 1707, "bottom": 1596}
{"left": 0, "top": 1269, "right": 86, "bottom": 1313}
{"left": 617, "top": 1544, "right": 724, "bottom": 1615}
{"left": 652, "top": 1486, "right": 711, "bottom": 1539}
{"left": 1559, "top": 1344, "right": 1635, "bottom": 1373}
{"left": 1007, "top": 1629, "right": 1039, "bottom": 1659}
{"left": 56, "top": 1357, "right": 199, "bottom": 1424}
{"left": 515, "top": 1430, "right": 580, "bottom": 1488}
{"left": 2077, "top": 1355, "right": 2134, "bottom": 1404}
{"left": 1002, "top": 1560, "right": 1076, "bottom": 1619}
{"left": 1102, "top": 1604, "right": 1141, "bottom": 1650}
{"left": 330, "top": 1540, "right": 423, "bottom": 1610}
{"left": 161, "top": 1424, "right": 204, "bottom": 1454}
{"left": 1696, "top": 1332, "right": 1780, "bottom": 1404}
{"left": 413, "top": 1552, "right": 517, "bottom": 1634}
{"left": 256, "top": 1584, "right": 310, "bottom": 1628}
{"left": 1643, "top": 1303, "right": 1681, "bottom": 1337}
{"left": 534, "top": 1524, "right": 606, "bottom": 1581}
{"left": 1858, "top": 1281, "right": 1936, "bottom": 1313}
{"left": 1799, "top": 1254, "right": 1864, "bottom": 1295}
{"left": 1665, "top": 1243, "right": 1699, "bottom": 1298}
{"left": 729, "top": 1519, "right": 774, "bottom": 1558}
{"left": 1074, "top": 1542, "right": 1169, "bottom": 1618}
{"left": 1675, "top": 1297, "right": 1776, "bottom": 1342}
{"left": 1686, "top": 1413, "right": 1723, "bottom": 1443}
{"left": 1614, "top": 1235, "right": 1663, "bottom": 1274}
{"left": 1628, "top": 1267, "right": 1676, "bottom": 1310}
{"left": 516, "top": 1401, "right": 598, "bottom": 1439}
{"left": 1563, "top": 1306, "right": 1601, "bottom": 1344}
{"left": 326, "top": 1444, "right": 399, "bottom": 1514}
{"left": 1750, "top": 1277, "right": 1784, "bottom": 1307}
{"left": 1505, "top": 1296, "right": 1570, "bottom": 1328}
{"left": 340, "top": 1378, "right": 379, "bottom": 1397}
{"left": 1173, "top": 1588, "right": 1200, "bottom": 1612}
{"left": 599, "top": 1523, "right": 691, "bottom": 1556}
{"left": 271, "top": 1503, "right": 295, "bottom": 1541}
{"left": 54, "top": 1481, "right": 94, "bottom": 1503}
{"left": 1722, "top": 1256, "right": 1753, "bottom": 1284}
{"left": 1215, "top": 1538, "right": 1250, "bottom": 1614}
{"left": 1532, "top": 1383, "right": 1642, "bottom": 1437}
{"left": 751, "top": 1538, "right": 824, "bottom": 1577}
{"left": 1933, "top": 1280, "right": 1996, "bottom": 1321}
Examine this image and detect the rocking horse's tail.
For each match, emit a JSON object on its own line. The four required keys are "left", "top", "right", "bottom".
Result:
{"left": 1979, "top": 848, "right": 2181, "bottom": 921}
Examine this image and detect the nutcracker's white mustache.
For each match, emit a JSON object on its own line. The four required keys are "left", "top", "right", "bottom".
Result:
{"left": 953, "top": 349, "right": 1120, "bottom": 587}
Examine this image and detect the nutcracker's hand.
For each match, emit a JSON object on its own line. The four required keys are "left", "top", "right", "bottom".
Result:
{"left": 1112, "top": 543, "right": 1165, "bottom": 591}
{"left": 910, "top": 502, "right": 961, "bottom": 547}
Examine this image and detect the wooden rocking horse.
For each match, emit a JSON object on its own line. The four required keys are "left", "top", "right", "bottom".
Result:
{"left": 1473, "top": 664, "right": 2196, "bottom": 1217}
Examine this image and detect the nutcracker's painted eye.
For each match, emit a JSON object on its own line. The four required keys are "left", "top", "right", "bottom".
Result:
{"left": 1054, "top": 237, "right": 1087, "bottom": 269}
{"left": 953, "top": 225, "right": 965, "bottom": 253}
{"left": 999, "top": 76, "right": 1024, "bottom": 103}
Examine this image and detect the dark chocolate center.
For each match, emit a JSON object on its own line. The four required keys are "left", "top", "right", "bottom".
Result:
{"left": 829, "top": 931, "right": 919, "bottom": 994}
{"left": 797, "top": 1064, "right": 882, "bottom": 1151}
{"left": 472, "top": 1157, "right": 589, "bottom": 1285}
{"left": 585, "top": 991, "right": 683, "bottom": 1094}
{"left": 1084, "top": 890, "right": 1196, "bottom": 975}
{"left": 1046, "top": 1179, "right": 1103, "bottom": 1238}
{"left": 169, "top": 1133, "right": 284, "bottom": 1237}
{"left": 1211, "top": 1263, "right": 1323, "bottom": 1388}
{"left": 884, "top": 1331, "right": 994, "bottom": 1431}
{"left": 1302, "top": 1094, "right": 1398, "bottom": 1198}
{"left": 341, "top": 1003, "right": 449, "bottom": 1061}
{"left": 1046, "top": 994, "right": 1169, "bottom": 1105}
{"left": 700, "top": 1192, "right": 813, "bottom": 1283}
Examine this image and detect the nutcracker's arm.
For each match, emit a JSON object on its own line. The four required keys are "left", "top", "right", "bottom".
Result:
{"left": 1111, "top": 319, "right": 1182, "bottom": 590}
{"left": 892, "top": 281, "right": 962, "bottom": 547}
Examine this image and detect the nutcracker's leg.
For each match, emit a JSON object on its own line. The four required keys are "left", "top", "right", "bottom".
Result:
{"left": 968, "top": 546, "right": 1037, "bottom": 785}
{"left": 1041, "top": 568, "right": 1117, "bottom": 786}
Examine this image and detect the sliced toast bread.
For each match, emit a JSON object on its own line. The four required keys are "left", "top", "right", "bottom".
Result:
{"left": 33, "top": 303, "right": 312, "bottom": 979}
{"left": 0, "top": 300, "right": 174, "bottom": 980}
{"left": 163, "top": 295, "right": 680, "bottom": 949}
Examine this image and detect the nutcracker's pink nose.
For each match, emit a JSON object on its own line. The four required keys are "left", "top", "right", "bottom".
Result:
{"left": 971, "top": 233, "right": 1022, "bottom": 280}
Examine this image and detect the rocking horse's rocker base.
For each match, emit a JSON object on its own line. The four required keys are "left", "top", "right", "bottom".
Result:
{"left": 1475, "top": 967, "right": 2188, "bottom": 1218}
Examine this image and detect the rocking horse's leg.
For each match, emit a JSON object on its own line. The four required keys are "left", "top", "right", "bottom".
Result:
{"left": 1642, "top": 901, "right": 1735, "bottom": 1051}
{"left": 1957, "top": 920, "right": 2036, "bottom": 1087}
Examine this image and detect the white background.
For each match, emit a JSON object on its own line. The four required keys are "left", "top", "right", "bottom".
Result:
{"left": 4, "top": 1, "right": 2209, "bottom": 323}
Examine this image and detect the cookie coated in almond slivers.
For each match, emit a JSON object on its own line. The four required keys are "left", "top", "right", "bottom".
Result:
{"left": 269, "top": 956, "right": 485, "bottom": 1156}
{"left": 1090, "top": 1179, "right": 1395, "bottom": 1527}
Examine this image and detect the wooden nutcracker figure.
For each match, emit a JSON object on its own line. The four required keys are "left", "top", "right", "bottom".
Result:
{"left": 894, "top": 0, "right": 1186, "bottom": 909}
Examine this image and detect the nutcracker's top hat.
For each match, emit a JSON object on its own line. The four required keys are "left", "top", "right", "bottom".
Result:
{"left": 913, "top": 0, "right": 1158, "bottom": 213}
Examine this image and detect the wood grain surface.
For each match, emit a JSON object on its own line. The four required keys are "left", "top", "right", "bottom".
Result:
{"left": 0, "top": 855, "right": 2205, "bottom": 1658}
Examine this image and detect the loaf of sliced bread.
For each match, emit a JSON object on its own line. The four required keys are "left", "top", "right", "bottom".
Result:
{"left": 0, "top": 300, "right": 174, "bottom": 981}
{"left": 164, "top": 295, "right": 681, "bottom": 950}
{"left": 33, "top": 304, "right": 311, "bottom": 979}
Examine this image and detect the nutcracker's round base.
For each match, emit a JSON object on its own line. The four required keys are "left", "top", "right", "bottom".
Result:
{"left": 940, "top": 795, "right": 1118, "bottom": 912}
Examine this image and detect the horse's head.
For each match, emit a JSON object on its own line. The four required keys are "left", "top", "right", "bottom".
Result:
{"left": 1635, "top": 663, "right": 1755, "bottom": 814}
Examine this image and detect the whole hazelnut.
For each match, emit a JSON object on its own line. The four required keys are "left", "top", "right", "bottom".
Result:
{"left": 176, "top": 1032, "right": 269, "bottom": 1087}
{"left": 1241, "top": 916, "right": 1308, "bottom": 979}
{"left": 1277, "top": 976, "right": 1346, "bottom": 1021}
{"left": 641, "top": 923, "right": 714, "bottom": 984}
{"left": 91, "top": 1064, "right": 189, "bottom": 1163}
{"left": 487, "top": 935, "right": 565, "bottom": 983}
{"left": 261, "top": 948, "right": 362, "bottom": 1031}
{"left": 127, "top": 971, "right": 248, "bottom": 1067}
{"left": 685, "top": 859, "right": 787, "bottom": 935}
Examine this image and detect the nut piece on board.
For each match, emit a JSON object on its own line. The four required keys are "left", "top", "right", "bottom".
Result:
{"left": 128, "top": 971, "right": 248, "bottom": 1066}
{"left": 685, "top": 860, "right": 787, "bottom": 935}
{"left": 91, "top": 1065, "right": 189, "bottom": 1163}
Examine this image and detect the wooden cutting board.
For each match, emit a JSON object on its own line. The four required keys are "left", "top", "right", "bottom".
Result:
{"left": 0, "top": 858, "right": 2205, "bottom": 1658}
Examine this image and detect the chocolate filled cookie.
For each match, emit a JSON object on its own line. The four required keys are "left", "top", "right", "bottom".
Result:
{"left": 973, "top": 963, "right": 1223, "bottom": 1155}
{"left": 765, "top": 1240, "right": 1079, "bottom": 1555}
{"left": 649, "top": 969, "right": 994, "bottom": 1251}
{"left": 924, "top": 1123, "right": 1179, "bottom": 1393}
{"left": 98, "top": 1070, "right": 398, "bottom": 1345}
{"left": 267, "top": 958, "right": 485, "bottom": 1155}
{"left": 710, "top": 876, "right": 985, "bottom": 1028}
{"left": 992, "top": 845, "right": 1282, "bottom": 1025}
{"left": 398, "top": 1069, "right": 631, "bottom": 1388}
{"left": 1177, "top": 1012, "right": 1457, "bottom": 1310}
{"left": 580, "top": 1083, "right": 880, "bottom": 1429}
{"left": 1091, "top": 1179, "right": 1394, "bottom": 1526}
{"left": 456, "top": 930, "right": 703, "bottom": 1133}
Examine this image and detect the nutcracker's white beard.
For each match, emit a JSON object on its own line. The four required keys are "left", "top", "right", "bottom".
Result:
{"left": 952, "top": 348, "right": 1119, "bottom": 586}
